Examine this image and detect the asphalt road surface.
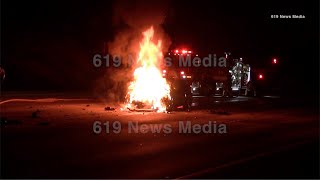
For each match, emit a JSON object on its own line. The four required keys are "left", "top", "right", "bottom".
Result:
{"left": 1, "top": 92, "right": 319, "bottom": 178}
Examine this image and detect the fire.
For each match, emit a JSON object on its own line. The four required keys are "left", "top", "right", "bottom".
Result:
{"left": 126, "top": 26, "right": 171, "bottom": 112}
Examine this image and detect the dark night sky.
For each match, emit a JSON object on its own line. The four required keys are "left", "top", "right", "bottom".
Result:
{"left": 1, "top": 0, "right": 319, "bottom": 94}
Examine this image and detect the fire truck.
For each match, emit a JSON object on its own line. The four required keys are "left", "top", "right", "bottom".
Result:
{"left": 162, "top": 49, "right": 257, "bottom": 97}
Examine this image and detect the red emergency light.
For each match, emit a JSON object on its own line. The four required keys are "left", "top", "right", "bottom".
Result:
{"left": 258, "top": 74, "right": 264, "bottom": 79}
{"left": 273, "top": 58, "right": 277, "bottom": 64}
{"left": 174, "top": 49, "right": 192, "bottom": 54}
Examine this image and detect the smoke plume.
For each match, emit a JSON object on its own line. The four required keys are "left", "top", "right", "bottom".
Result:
{"left": 96, "top": 0, "right": 171, "bottom": 104}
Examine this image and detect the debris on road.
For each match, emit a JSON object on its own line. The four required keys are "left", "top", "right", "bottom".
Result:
{"left": 209, "top": 109, "right": 231, "bottom": 115}
{"left": 38, "top": 121, "right": 50, "bottom": 126}
{"left": 105, "top": 107, "right": 115, "bottom": 111}
{"left": 0, "top": 117, "right": 23, "bottom": 126}
{"left": 32, "top": 110, "right": 41, "bottom": 118}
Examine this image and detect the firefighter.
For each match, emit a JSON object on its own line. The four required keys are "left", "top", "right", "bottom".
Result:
{"left": 223, "top": 72, "right": 233, "bottom": 97}
{"left": 245, "top": 80, "right": 257, "bottom": 97}
{"left": 167, "top": 78, "right": 192, "bottom": 112}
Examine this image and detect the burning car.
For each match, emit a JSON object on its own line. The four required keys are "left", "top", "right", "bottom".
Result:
{"left": 125, "top": 26, "right": 171, "bottom": 112}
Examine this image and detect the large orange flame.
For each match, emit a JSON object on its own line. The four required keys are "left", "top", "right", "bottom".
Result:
{"left": 126, "top": 26, "right": 170, "bottom": 111}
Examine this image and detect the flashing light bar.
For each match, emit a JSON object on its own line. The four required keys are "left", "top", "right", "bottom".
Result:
{"left": 173, "top": 49, "right": 193, "bottom": 54}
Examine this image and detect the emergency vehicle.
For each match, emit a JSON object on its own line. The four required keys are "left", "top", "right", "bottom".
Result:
{"left": 162, "top": 49, "right": 257, "bottom": 97}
